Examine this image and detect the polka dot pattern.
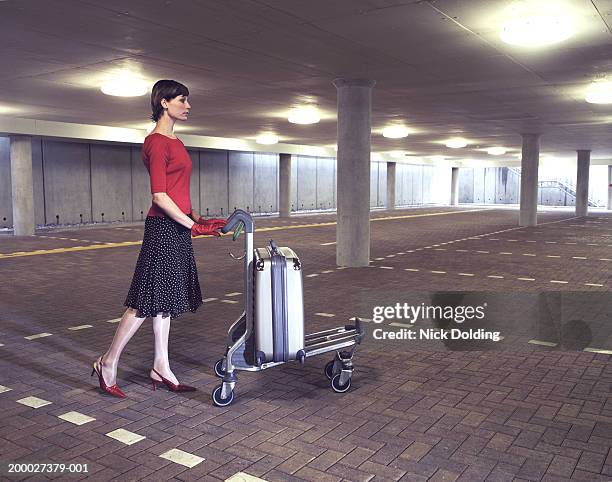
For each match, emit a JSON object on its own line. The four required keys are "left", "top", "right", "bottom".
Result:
{"left": 124, "top": 216, "right": 202, "bottom": 320}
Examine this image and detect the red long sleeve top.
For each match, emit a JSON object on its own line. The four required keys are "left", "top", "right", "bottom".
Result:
{"left": 143, "top": 133, "right": 192, "bottom": 218}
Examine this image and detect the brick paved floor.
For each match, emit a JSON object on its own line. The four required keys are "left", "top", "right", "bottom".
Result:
{"left": 0, "top": 206, "right": 611, "bottom": 481}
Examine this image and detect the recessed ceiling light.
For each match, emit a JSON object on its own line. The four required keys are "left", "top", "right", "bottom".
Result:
{"left": 487, "top": 147, "right": 507, "bottom": 156}
{"left": 445, "top": 138, "right": 468, "bottom": 149}
{"left": 585, "top": 80, "right": 612, "bottom": 104}
{"left": 382, "top": 125, "right": 409, "bottom": 139}
{"left": 287, "top": 106, "right": 320, "bottom": 124}
{"left": 101, "top": 72, "right": 149, "bottom": 97}
{"left": 255, "top": 133, "right": 279, "bottom": 145}
{"left": 500, "top": 15, "right": 574, "bottom": 47}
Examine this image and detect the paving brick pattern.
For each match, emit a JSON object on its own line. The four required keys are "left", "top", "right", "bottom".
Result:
{"left": 0, "top": 207, "right": 611, "bottom": 481}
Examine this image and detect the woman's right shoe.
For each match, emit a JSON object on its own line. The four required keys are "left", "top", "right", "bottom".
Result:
{"left": 91, "top": 357, "right": 126, "bottom": 399}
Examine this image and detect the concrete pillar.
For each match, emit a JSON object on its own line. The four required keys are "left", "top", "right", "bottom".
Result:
{"left": 451, "top": 167, "right": 459, "bottom": 206}
{"left": 333, "top": 78, "right": 375, "bottom": 267}
{"left": 279, "top": 153, "right": 292, "bottom": 218}
{"left": 608, "top": 165, "right": 612, "bottom": 210}
{"left": 386, "top": 162, "right": 396, "bottom": 210}
{"left": 10, "top": 135, "right": 35, "bottom": 235}
{"left": 575, "top": 150, "right": 590, "bottom": 217}
{"left": 519, "top": 134, "right": 540, "bottom": 226}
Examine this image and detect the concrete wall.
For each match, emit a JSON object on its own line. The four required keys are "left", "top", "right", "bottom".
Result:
{"left": 254, "top": 152, "right": 278, "bottom": 214}
{"left": 316, "top": 157, "right": 334, "bottom": 211}
{"left": 200, "top": 150, "right": 229, "bottom": 217}
{"left": 0, "top": 137, "right": 11, "bottom": 228}
{"left": 90, "top": 144, "right": 132, "bottom": 223}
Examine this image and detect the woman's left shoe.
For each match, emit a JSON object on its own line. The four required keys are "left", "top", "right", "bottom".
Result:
{"left": 150, "top": 368, "right": 196, "bottom": 392}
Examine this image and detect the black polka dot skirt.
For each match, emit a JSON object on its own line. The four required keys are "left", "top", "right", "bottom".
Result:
{"left": 124, "top": 216, "right": 202, "bottom": 320}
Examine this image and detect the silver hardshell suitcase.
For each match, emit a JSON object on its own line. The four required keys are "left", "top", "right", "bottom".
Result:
{"left": 253, "top": 242, "right": 305, "bottom": 364}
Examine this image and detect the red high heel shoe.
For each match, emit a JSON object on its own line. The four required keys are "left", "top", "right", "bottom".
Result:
{"left": 91, "top": 357, "right": 126, "bottom": 399}
{"left": 150, "top": 368, "right": 196, "bottom": 392}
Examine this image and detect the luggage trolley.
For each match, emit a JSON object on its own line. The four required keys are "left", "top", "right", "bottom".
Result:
{"left": 212, "top": 209, "right": 364, "bottom": 407}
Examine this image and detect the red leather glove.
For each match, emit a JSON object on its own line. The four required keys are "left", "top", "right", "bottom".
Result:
{"left": 199, "top": 217, "right": 226, "bottom": 230}
{"left": 191, "top": 221, "right": 223, "bottom": 237}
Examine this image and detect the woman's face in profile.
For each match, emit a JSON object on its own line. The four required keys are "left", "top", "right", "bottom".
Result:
{"left": 164, "top": 95, "right": 191, "bottom": 121}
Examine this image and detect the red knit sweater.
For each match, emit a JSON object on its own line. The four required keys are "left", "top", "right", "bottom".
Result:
{"left": 142, "top": 133, "right": 192, "bottom": 218}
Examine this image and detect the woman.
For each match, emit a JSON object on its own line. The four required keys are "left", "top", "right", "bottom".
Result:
{"left": 92, "top": 79, "right": 226, "bottom": 398}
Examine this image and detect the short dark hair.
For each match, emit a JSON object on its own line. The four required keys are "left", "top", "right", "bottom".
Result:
{"left": 150, "top": 80, "right": 189, "bottom": 121}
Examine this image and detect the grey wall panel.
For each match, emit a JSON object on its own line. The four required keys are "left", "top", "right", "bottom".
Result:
{"left": 32, "top": 138, "right": 45, "bottom": 225}
{"left": 316, "top": 157, "right": 334, "bottom": 210}
{"left": 131, "top": 146, "right": 151, "bottom": 221}
{"left": 370, "top": 162, "right": 379, "bottom": 208}
{"left": 422, "top": 166, "right": 432, "bottom": 204}
{"left": 254, "top": 152, "right": 278, "bottom": 214}
{"left": 332, "top": 158, "right": 337, "bottom": 208}
{"left": 398, "top": 164, "right": 409, "bottom": 205}
{"left": 291, "top": 155, "right": 298, "bottom": 211}
{"left": 229, "top": 151, "right": 254, "bottom": 212}
{"left": 91, "top": 144, "right": 132, "bottom": 223}
{"left": 0, "top": 137, "right": 11, "bottom": 228}
{"left": 473, "top": 168, "right": 485, "bottom": 203}
{"left": 458, "top": 168, "right": 474, "bottom": 203}
{"left": 188, "top": 149, "right": 200, "bottom": 213}
{"left": 297, "top": 155, "right": 316, "bottom": 211}
{"left": 43, "top": 140, "right": 91, "bottom": 225}
{"left": 412, "top": 165, "right": 423, "bottom": 204}
{"left": 484, "top": 167, "right": 496, "bottom": 204}
{"left": 200, "top": 150, "right": 229, "bottom": 217}
{"left": 378, "top": 162, "right": 387, "bottom": 207}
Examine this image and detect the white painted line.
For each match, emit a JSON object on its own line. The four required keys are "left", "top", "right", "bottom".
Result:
{"left": 24, "top": 333, "right": 52, "bottom": 340}
{"left": 321, "top": 270, "right": 334, "bottom": 274}
{"left": 0, "top": 344, "right": 4, "bottom": 347}
{"left": 522, "top": 254, "right": 536, "bottom": 257}
{"left": 160, "top": 448, "right": 204, "bottom": 468}
{"left": 226, "top": 472, "right": 269, "bottom": 482}
{"left": 545, "top": 241, "right": 557, "bottom": 244}
{"left": 374, "top": 257, "right": 385, "bottom": 261}
{"left": 455, "top": 249, "right": 468, "bottom": 252}
{"left": 433, "top": 248, "right": 446, "bottom": 251}
{"left": 221, "top": 300, "right": 239, "bottom": 304}
{"left": 587, "top": 244, "right": 599, "bottom": 246}
{"left": 320, "top": 242, "right": 336, "bottom": 246}
{"left": 225, "top": 292, "right": 242, "bottom": 297}
{"left": 507, "top": 239, "right": 518, "bottom": 242}
{"left": 16, "top": 396, "right": 52, "bottom": 408}
{"left": 407, "top": 250, "right": 415, "bottom": 253}
{"left": 58, "top": 411, "right": 96, "bottom": 425}
{"left": 528, "top": 339, "right": 558, "bottom": 347}
{"left": 336, "top": 267, "right": 347, "bottom": 270}
{"left": 476, "top": 250, "right": 490, "bottom": 254}
{"left": 379, "top": 266, "right": 394, "bottom": 270}
{"left": 572, "top": 257, "right": 587, "bottom": 260}
{"left": 584, "top": 347, "right": 612, "bottom": 355}
{"left": 526, "top": 240, "right": 537, "bottom": 243}
{"left": 0, "top": 385, "right": 12, "bottom": 393}
{"left": 390, "top": 322, "right": 414, "bottom": 328}
{"left": 386, "top": 254, "right": 396, "bottom": 257}
{"left": 517, "top": 277, "right": 535, "bottom": 281}
{"left": 487, "top": 275, "right": 504, "bottom": 279}
{"left": 431, "top": 270, "right": 447, "bottom": 274}
{"left": 550, "top": 280, "right": 568, "bottom": 284}
{"left": 404, "top": 268, "right": 419, "bottom": 272}
{"left": 349, "top": 317, "right": 372, "bottom": 322}
{"left": 600, "top": 258, "right": 612, "bottom": 261}
{"left": 68, "top": 324, "right": 93, "bottom": 331}
{"left": 584, "top": 283, "right": 604, "bottom": 287}
{"left": 106, "top": 428, "right": 146, "bottom": 445}
{"left": 489, "top": 238, "right": 500, "bottom": 241}
{"left": 203, "top": 298, "right": 218, "bottom": 302}
{"left": 306, "top": 274, "right": 319, "bottom": 278}
{"left": 499, "top": 252, "right": 513, "bottom": 255}
{"left": 397, "top": 252, "right": 406, "bottom": 255}
{"left": 315, "top": 312, "right": 335, "bottom": 318}
{"left": 565, "top": 242, "right": 577, "bottom": 245}
{"left": 458, "top": 273, "right": 475, "bottom": 277}
{"left": 424, "top": 247, "right": 432, "bottom": 249}
{"left": 546, "top": 255, "right": 561, "bottom": 258}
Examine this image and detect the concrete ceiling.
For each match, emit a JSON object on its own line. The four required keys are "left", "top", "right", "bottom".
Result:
{"left": 1, "top": 0, "right": 612, "bottom": 164}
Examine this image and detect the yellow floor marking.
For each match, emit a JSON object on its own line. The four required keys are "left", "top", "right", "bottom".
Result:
{"left": 0, "top": 385, "right": 12, "bottom": 393}
{"left": 584, "top": 347, "right": 612, "bottom": 355}
{"left": 226, "top": 472, "right": 269, "bottom": 482}
{"left": 24, "top": 333, "right": 52, "bottom": 340}
{"left": 68, "top": 324, "right": 93, "bottom": 330}
{"left": 221, "top": 300, "right": 239, "bottom": 304}
{"left": 488, "top": 275, "right": 504, "bottom": 279}
{"left": 58, "top": 411, "right": 96, "bottom": 425}
{"left": 528, "top": 339, "right": 558, "bottom": 347}
{"left": 458, "top": 273, "right": 475, "bottom": 277}
{"left": 106, "top": 318, "right": 121, "bottom": 323}
{"left": 431, "top": 270, "right": 446, "bottom": 274}
{"left": 203, "top": 298, "right": 218, "bottom": 302}
{"left": 320, "top": 242, "right": 336, "bottom": 246}
{"left": 315, "top": 312, "right": 335, "bottom": 318}
{"left": 546, "top": 255, "right": 561, "bottom": 258}
{"left": 517, "top": 277, "right": 535, "bottom": 281}
{"left": 106, "top": 428, "right": 146, "bottom": 445}
{"left": 17, "top": 396, "right": 52, "bottom": 408}
{"left": 160, "top": 448, "right": 204, "bottom": 468}
{"left": 225, "top": 292, "right": 242, "bottom": 297}
{"left": 404, "top": 268, "right": 419, "bottom": 272}
{"left": 584, "top": 283, "right": 604, "bottom": 287}
{"left": 550, "top": 280, "right": 568, "bottom": 284}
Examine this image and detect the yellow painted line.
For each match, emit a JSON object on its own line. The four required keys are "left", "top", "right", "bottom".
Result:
{"left": 225, "top": 292, "right": 242, "bottom": 297}
{"left": 320, "top": 241, "right": 336, "bottom": 246}
{"left": 68, "top": 324, "right": 93, "bottom": 331}
{"left": 458, "top": 273, "right": 475, "bottom": 277}
{"left": 106, "top": 318, "right": 121, "bottom": 323}
{"left": 528, "top": 339, "right": 558, "bottom": 347}
{"left": 24, "top": 333, "right": 52, "bottom": 340}
{"left": 221, "top": 300, "right": 238, "bottom": 304}
{"left": 315, "top": 313, "right": 335, "bottom": 318}
{"left": 584, "top": 347, "right": 612, "bottom": 355}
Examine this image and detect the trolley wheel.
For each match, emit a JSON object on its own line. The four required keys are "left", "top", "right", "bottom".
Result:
{"left": 324, "top": 360, "right": 335, "bottom": 380}
{"left": 331, "top": 373, "right": 351, "bottom": 393}
{"left": 212, "top": 384, "right": 234, "bottom": 407}
{"left": 214, "top": 359, "right": 226, "bottom": 378}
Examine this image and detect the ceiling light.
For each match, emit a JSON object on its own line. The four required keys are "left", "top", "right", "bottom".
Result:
{"left": 585, "top": 80, "right": 612, "bottom": 104}
{"left": 445, "top": 138, "right": 468, "bottom": 149}
{"left": 487, "top": 147, "right": 507, "bottom": 156}
{"left": 500, "top": 15, "right": 574, "bottom": 47}
{"left": 287, "top": 106, "right": 320, "bottom": 124}
{"left": 101, "top": 72, "right": 149, "bottom": 97}
{"left": 382, "top": 125, "right": 409, "bottom": 139}
{"left": 255, "top": 133, "right": 279, "bottom": 145}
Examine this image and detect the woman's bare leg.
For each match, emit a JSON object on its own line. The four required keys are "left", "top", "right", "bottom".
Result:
{"left": 100, "top": 308, "right": 147, "bottom": 386}
{"left": 150, "top": 313, "right": 180, "bottom": 385}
